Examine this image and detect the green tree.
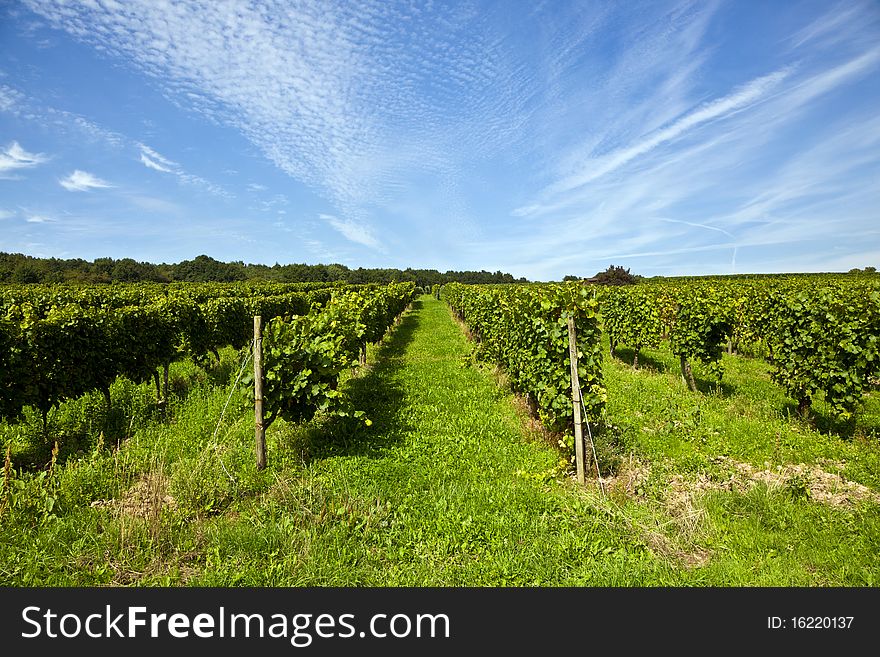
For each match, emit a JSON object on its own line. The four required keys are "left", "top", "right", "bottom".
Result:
{"left": 592, "top": 265, "right": 640, "bottom": 286}
{"left": 11, "top": 261, "right": 43, "bottom": 283}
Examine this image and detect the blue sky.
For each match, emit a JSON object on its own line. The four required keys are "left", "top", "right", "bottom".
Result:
{"left": 1, "top": 0, "right": 878, "bottom": 280}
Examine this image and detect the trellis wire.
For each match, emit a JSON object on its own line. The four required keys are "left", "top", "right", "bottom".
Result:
{"left": 580, "top": 395, "right": 606, "bottom": 497}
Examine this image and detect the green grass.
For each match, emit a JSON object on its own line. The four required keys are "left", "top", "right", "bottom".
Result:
{"left": 605, "top": 340, "right": 880, "bottom": 488}
{"left": 601, "top": 337, "right": 880, "bottom": 585}
{"left": 1, "top": 295, "right": 878, "bottom": 586}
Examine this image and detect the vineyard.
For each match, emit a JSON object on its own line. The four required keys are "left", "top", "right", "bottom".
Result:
{"left": 445, "top": 274, "right": 880, "bottom": 429}
{"left": 0, "top": 275, "right": 878, "bottom": 586}
{"left": 0, "top": 281, "right": 414, "bottom": 434}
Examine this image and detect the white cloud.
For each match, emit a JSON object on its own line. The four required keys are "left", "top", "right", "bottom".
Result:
{"left": 780, "top": 47, "right": 880, "bottom": 112}
{"left": 136, "top": 143, "right": 232, "bottom": 198}
{"left": 0, "top": 209, "right": 14, "bottom": 220}
{"left": 2, "top": 82, "right": 231, "bottom": 198}
{"left": 320, "top": 213, "right": 381, "bottom": 249}
{"left": 25, "top": 214, "right": 53, "bottom": 223}
{"left": 138, "top": 143, "right": 175, "bottom": 169}
{"left": 247, "top": 183, "right": 267, "bottom": 192}
{"left": 542, "top": 68, "right": 791, "bottom": 199}
{"left": 0, "top": 141, "right": 48, "bottom": 175}
{"left": 72, "top": 117, "right": 124, "bottom": 146}
{"left": 0, "top": 82, "right": 127, "bottom": 150}
{"left": 20, "top": 0, "right": 540, "bottom": 227}
{"left": 138, "top": 143, "right": 177, "bottom": 173}
{"left": 0, "top": 85, "right": 25, "bottom": 112}
{"left": 496, "top": 31, "right": 880, "bottom": 278}
{"left": 59, "top": 169, "right": 113, "bottom": 191}
{"left": 139, "top": 152, "right": 173, "bottom": 173}
{"left": 788, "top": 1, "right": 878, "bottom": 51}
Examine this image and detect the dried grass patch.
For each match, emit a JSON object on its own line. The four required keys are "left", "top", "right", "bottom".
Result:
{"left": 90, "top": 472, "right": 176, "bottom": 518}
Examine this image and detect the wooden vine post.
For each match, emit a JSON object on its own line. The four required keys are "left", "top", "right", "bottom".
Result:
{"left": 567, "top": 316, "right": 586, "bottom": 485}
{"left": 680, "top": 355, "right": 698, "bottom": 392}
{"left": 253, "top": 315, "right": 267, "bottom": 470}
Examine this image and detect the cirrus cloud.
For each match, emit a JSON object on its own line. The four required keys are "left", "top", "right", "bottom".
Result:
{"left": 320, "top": 213, "right": 381, "bottom": 250}
{"left": 0, "top": 141, "right": 48, "bottom": 177}
{"left": 59, "top": 169, "right": 113, "bottom": 191}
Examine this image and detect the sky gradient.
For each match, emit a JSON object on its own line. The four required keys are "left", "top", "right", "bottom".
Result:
{"left": 1, "top": 0, "right": 878, "bottom": 280}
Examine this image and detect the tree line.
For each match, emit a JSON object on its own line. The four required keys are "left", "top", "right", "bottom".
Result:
{"left": 0, "top": 252, "right": 528, "bottom": 288}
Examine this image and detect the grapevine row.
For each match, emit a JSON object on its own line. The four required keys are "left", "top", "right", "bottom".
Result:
{"left": 443, "top": 282, "right": 605, "bottom": 433}
{"left": 444, "top": 277, "right": 879, "bottom": 427}
{"left": 251, "top": 282, "right": 417, "bottom": 430}
{"left": 600, "top": 278, "right": 880, "bottom": 420}
{"left": 0, "top": 282, "right": 406, "bottom": 428}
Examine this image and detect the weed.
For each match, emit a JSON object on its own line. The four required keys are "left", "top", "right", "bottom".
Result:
{"left": 784, "top": 473, "right": 813, "bottom": 501}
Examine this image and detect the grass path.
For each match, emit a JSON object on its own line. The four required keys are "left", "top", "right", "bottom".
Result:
{"left": 194, "top": 295, "right": 667, "bottom": 585}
